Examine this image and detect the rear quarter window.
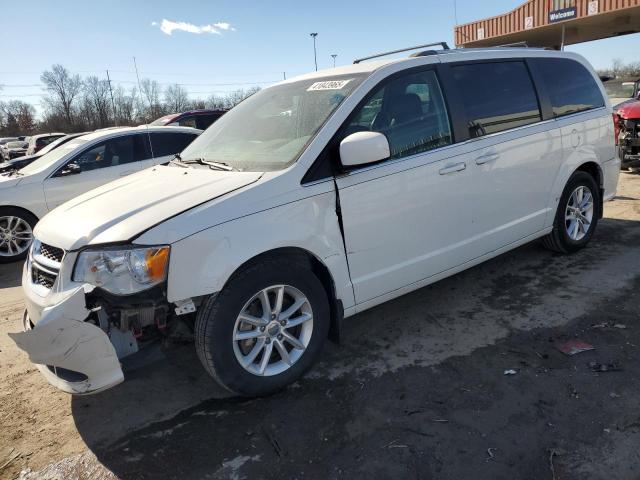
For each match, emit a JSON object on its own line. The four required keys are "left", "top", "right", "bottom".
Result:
{"left": 533, "top": 58, "right": 605, "bottom": 117}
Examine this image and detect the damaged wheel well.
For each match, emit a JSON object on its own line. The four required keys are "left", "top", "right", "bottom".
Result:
{"left": 226, "top": 247, "right": 343, "bottom": 343}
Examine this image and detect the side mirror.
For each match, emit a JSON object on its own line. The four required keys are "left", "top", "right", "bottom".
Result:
{"left": 339, "top": 132, "right": 390, "bottom": 168}
{"left": 58, "top": 162, "right": 81, "bottom": 177}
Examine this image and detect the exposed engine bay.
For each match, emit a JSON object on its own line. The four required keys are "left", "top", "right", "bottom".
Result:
{"left": 615, "top": 102, "right": 640, "bottom": 169}
{"left": 85, "top": 286, "right": 196, "bottom": 361}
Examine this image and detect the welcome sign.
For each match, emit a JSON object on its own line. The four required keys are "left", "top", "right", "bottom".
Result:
{"left": 549, "top": 6, "right": 577, "bottom": 22}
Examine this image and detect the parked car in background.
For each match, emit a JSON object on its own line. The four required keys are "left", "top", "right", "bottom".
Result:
{"left": 1, "top": 141, "right": 28, "bottom": 161}
{"left": 0, "top": 126, "right": 201, "bottom": 262}
{"left": 150, "top": 109, "right": 227, "bottom": 130}
{"left": 7, "top": 48, "right": 619, "bottom": 397}
{"left": 26, "top": 133, "right": 66, "bottom": 156}
{"left": 602, "top": 76, "right": 640, "bottom": 108}
{"left": 615, "top": 101, "right": 640, "bottom": 170}
{"left": 0, "top": 133, "right": 88, "bottom": 174}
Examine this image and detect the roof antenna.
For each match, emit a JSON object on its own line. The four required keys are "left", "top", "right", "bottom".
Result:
{"left": 133, "top": 56, "right": 155, "bottom": 159}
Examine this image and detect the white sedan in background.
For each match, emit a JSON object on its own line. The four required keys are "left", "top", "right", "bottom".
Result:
{"left": 0, "top": 126, "right": 201, "bottom": 262}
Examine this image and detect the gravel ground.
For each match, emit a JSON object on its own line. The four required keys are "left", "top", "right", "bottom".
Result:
{"left": 2, "top": 172, "right": 640, "bottom": 480}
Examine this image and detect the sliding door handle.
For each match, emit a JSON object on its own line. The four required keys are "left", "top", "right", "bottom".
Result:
{"left": 439, "top": 162, "right": 466, "bottom": 175}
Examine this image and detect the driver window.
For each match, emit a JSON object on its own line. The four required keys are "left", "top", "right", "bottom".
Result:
{"left": 70, "top": 136, "right": 136, "bottom": 172}
{"left": 345, "top": 70, "right": 452, "bottom": 160}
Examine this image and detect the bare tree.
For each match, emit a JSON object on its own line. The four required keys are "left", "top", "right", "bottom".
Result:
{"left": 139, "top": 78, "right": 164, "bottom": 122}
{"left": 0, "top": 100, "right": 36, "bottom": 135}
{"left": 113, "top": 85, "right": 137, "bottom": 126}
{"left": 41, "top": 64, "right": 82, "bottom": 128}
{"left": 84, "top": 76, "right": 112, "bottom": 128}
{"left": 164, "top": 83, "right": 191, "bottom": 113}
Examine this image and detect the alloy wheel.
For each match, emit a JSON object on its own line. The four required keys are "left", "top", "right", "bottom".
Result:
{"left": 232, "top": 284, "right": 314, "bottom": 376}
{"left": 564, "top": 185, "right": 594, "bottom": 241}
{"left": 0, "top": 216, "right": 33, "bottom": 258}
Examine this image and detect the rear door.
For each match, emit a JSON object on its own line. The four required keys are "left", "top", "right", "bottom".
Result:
{"left": 444, "top": 59, "right": 563, "bottom": 252}
{"left": 43, "top": 134, "right": 147, "bottom": 211}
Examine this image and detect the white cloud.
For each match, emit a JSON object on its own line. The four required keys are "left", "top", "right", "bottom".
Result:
{"left": 154, "top": 19, "right": 235, "bottom": 36}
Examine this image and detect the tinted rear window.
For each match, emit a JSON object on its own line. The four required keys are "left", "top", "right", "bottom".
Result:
{"left": 451, "top": 61, "right": 541, "bottom": 138}
{"left": 151, "top": 132, "right": 198, "bottom": 158}
{"left": 534, "top": 58, "right": 605, "bottom": 117}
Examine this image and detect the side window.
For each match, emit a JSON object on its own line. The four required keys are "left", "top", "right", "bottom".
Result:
{"left": 345, "top": 70, "right": 452, "bottom": 160}
{"left": 451, "top": 61, "right": 541, "bottom": 138}
{"left": 169, "top": 116, "right": 197, "bottom": 128}
{"left": 195, "top": 114, "right": 221, "bottom": 130}
{"left": 151, "top": 133, "right": 198, "bottom": 158}
{"left": 534, "top": 58, "right": 605, "bottom": 117}
{"left": 71, "top": 136, "right": 136, "bottom": 172}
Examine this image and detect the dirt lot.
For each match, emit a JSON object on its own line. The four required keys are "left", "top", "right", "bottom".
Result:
{"left": 3, "top": 172, "right": 640, "bottom": 479}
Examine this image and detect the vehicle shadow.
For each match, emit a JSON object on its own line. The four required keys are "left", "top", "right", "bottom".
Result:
{"left": 0, "top": 261, "right": 23, "bottom": 289}
{"left": 70, "top": 217, "right": 640, "bottom": 479}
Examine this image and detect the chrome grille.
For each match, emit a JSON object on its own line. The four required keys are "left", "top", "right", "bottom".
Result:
{"left": 30, "top": 240, "right": 64, "bottom": 291}
{"left": 39, "top": 243, "right": 64, "bottom": 263}
{"left": 32, "top": 264, "right": 56, "bottom": 289}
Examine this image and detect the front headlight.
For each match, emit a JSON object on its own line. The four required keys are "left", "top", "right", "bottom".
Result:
{"left": 73, "top": 246, "right": 170, "bottom": 295}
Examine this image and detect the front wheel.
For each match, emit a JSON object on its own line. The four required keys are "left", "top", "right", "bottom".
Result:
{"left": 542, "top": 171, "right": 600, "bottom": 253}
{"left": 0, "top": 207, "right": 37, "bottom": 263}
{"left": 195, "top": 258, "right": 330, "bottom": 396}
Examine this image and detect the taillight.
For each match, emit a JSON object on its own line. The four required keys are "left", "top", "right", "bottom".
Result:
{"left": 613, "top": 113, "right": 620, "bottom": 146}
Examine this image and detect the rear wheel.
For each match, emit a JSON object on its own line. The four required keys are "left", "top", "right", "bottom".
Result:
{"left": 0, "top": 207, "right": 37, "bottom": 263}
{"left": 195, "top": 258, "right": 330, "bottom": 396}
{"left": 542, "top": 171, "right": 600, "bottom": 253}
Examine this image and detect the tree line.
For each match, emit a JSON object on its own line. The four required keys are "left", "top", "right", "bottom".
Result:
{"left": 0, "top": 64, "right": 261, "bottom": 137}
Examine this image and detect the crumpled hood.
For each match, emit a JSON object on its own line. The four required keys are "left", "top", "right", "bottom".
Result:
{"left": 34, "top": 166, "right": 262, "bottom": 250}
{"left": 617, "top": 100, "right": 640, "bottom": 119}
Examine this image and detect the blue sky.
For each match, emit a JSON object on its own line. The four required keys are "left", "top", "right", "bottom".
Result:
{"left": 1, "top": 0, "right": 638, "bottom": 113}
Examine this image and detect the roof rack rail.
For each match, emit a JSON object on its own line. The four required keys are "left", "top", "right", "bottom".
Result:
{"left": 496, "top": 41, "right": 530, "bottom": 48}
{"left": 353, "top": 42, "right": 450, "bottom": 64}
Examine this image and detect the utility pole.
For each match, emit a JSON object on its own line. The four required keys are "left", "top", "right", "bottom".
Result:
{"left": 331, "top": 54, "right": 337, "bottom": 68}
{"left": 283, "top": 72, "right": 286, "bottom": 80}
{"left": 106, "top": 70, "right": 117, "bottom": 126}
{"left": 310, "top": 33, "right": 318, "bottom": 71}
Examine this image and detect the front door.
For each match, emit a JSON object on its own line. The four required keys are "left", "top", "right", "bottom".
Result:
{"left": 335, "top": 68, "right": 485, "bottom": 305}
{"left": 43, "top": 134, "right": 145, "bottom": 211}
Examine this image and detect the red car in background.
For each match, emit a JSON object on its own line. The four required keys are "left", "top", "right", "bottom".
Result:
{"left": 615, "top": 101, "right": 640, "bottom": 171}
{"left": 150, "top": 109, "right": 227, "bottom": 130}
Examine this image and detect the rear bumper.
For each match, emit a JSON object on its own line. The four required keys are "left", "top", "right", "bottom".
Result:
{"left": 9, "top": 279, "right": 123, "bottom": 395}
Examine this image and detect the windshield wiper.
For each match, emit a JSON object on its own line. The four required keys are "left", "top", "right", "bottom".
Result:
{"left": 180, "top": 157, "right": 235, "bottom": 171}
{"left": 1, "top": 169, "right": 22, "bottom": 177}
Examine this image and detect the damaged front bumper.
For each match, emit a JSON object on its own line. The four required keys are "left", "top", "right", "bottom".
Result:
{"left": 10, "top": 287, "right": 123, "bottom": 394}
{"left": 8, "top": 253, "right": 124, "bottom": 395}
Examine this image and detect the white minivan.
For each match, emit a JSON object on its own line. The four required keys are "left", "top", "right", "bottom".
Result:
{"left": 0, "top": 126, "right": 201, "bottom": 263}
{"left": 9, "top": 47, "right": 620, "bottom": 396}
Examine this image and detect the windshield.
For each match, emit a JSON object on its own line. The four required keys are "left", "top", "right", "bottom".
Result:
{"left": 37, "top": 135, "right": 71, "bottom": 155}
{"left": 604, "top": 81, "right": 636, "bottom": 99}
{"left": 19, "top": 138, "right": 89, "bottom": 175}
{"left": 178, "top": 74, "right": 366, "bottom": 172}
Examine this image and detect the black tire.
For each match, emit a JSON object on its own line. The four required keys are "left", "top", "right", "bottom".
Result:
{"left": 542, "top": 171, "right": 600, "bottom": 254}
{"left": 195, "top": 258, "right": 330, "bottom": 396}
{"left": 0, "top": 207, "right": 37, "bottom": 264}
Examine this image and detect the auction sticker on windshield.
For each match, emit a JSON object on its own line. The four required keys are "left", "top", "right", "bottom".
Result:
{"left": 307, "top": 79, "right": 353, "bottom": 91}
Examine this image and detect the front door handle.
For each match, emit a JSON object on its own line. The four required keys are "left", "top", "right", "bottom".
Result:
{"left": 475, "top": 152, "right": 500, "bottom": 165}
{"left": 439, "top": 162, "right": 466, "bottom": 175}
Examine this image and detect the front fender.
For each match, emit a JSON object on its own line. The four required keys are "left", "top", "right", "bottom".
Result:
{"left": 164, "top": 190, "right": 355, "bottom": 310}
